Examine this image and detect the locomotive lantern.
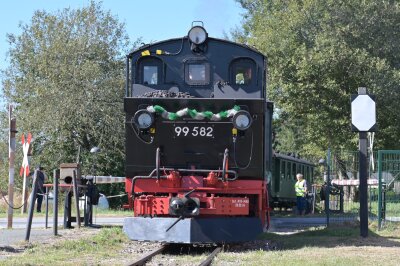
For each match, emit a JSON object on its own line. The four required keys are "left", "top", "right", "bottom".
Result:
{"left": 122, "top": 22, "right": 274, "bottom": 244}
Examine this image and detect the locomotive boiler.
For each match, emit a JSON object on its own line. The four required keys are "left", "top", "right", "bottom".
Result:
{"left": 123, "top": 22, "right": 273, "bottom": 243}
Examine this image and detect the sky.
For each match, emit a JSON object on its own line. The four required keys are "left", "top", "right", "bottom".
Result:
{"left": 0, "top": 0, "right": 245, "bottom": 108}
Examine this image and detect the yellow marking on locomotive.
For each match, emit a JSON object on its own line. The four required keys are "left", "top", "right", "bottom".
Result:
{"left": 141, "top": 50, "right": 150, "bottom": 56}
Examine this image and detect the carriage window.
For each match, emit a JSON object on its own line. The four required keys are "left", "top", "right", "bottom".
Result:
{"left": 143, "top": 66, "right": 158, "bottom": 85}
{"left": 293, "top": 163, "right": 297, "bottom": 180}
{"left": 305, "top": 167, "right": 309, "bottom": 181}
{"left": 286, "top": 161, "right": 291, "bottom": 180}
{"left": 281, "top": 161, "right": 286, "bottom": 180}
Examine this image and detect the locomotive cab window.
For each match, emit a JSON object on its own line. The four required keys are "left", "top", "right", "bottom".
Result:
{"left": 185, "top": 62, "right": 210, "bottom": 86}
{"left": 230, "top": 58, "right": 256, "bottom": 85}
{"left": 144, "top": 66, "right": 158, "bottom": 85}
{"left": 138, "top": 57, "right": 163, "bottom": 85}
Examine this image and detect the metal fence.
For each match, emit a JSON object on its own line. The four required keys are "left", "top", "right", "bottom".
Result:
{"left": 378, "top": 150, "right": 400, "bottom": 229}
{"left": 317, "top": 149, "right": 400, "bottom": 229}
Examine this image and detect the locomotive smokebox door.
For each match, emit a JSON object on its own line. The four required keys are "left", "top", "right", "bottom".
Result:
{"left": 59, "top": 163, "right": 81, "bottom": 187}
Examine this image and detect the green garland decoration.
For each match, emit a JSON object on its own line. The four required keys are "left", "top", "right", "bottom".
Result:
{"left": 146, "top": 105, "right": 240, "bottom": 121}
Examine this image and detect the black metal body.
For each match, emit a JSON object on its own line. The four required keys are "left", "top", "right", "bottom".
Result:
{"left": 125, "top": 35, "right": 273, "bottom": 180}
{"left": 126, "top": 38, "right": 266, "bottom": 98}
{"left": 123, "top": 26, "right": 272, "bottom": 243}
{"left": 125, "top": 98, "right": 268, "bottom": 178}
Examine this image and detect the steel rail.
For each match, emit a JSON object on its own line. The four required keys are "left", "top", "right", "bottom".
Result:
{"left": 199, "top": 246, "right": 222, "bottom": 266}
{"left": 126, "top": 244, "right": 167, "bottom": 266}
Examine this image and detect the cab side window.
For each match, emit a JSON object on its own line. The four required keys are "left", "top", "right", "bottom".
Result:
{"left": 138, "top": 57, "right": 162, "bottom": 85}
{"left": 230, "top": 58, "right": 256, "bottom": 86}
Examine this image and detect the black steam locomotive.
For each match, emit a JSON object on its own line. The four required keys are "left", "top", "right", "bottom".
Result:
{"left": 122, "top": 22, "right": 273, "bottom": 243}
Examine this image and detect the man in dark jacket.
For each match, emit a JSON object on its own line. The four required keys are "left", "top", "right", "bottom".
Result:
{"left": 35, "top": 166, "right": 46, "bottom": 212}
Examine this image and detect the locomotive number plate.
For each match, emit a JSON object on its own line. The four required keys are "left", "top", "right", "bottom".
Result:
{"left": 174, "top": 125, "right": 214, "bottom": 138}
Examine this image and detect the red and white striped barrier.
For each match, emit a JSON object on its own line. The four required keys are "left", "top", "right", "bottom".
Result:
{"left": 82, "top": 176, "right": 125, "bottom": 184}
{"left": 331, "top": 179, "right": 379, "bottom": 186}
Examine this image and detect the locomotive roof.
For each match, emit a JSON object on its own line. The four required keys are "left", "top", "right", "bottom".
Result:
{"left": 128, "top": 36, "right": 265, "bottom": 58}
{"left": 273, "top": 152, "right": 315, "bottom": 166}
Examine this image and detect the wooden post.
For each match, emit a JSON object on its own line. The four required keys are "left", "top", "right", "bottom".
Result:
{"left": 7, "top": 104, "right": 17, "bottom": 229}
{"left": 25, "top": 169, "right": 38, "bottom": 241}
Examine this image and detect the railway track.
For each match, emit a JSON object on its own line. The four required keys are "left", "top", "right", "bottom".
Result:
{"left": 127, "top": 244, "right": 223, "bottom": 266}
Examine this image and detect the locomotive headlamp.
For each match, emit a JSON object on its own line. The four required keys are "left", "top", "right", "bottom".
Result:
{"left": 188, "top": 26, "right": 208, "bottom": 45}
{"left": 133, "top": 109, "right": 154, "bottom": 129}
{"left": 232, "top": 110, "right": 252, "bottom": 131}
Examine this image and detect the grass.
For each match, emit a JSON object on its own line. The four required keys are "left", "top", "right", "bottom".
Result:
{"left": 1, "top": 227, "right": 129, "bottom": 265}
{"left": 215, "top": 223, "right": 400, "bottom": 266}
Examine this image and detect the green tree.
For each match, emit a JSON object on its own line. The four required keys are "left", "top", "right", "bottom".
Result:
{"left": 1, "top": 1, "right": 134, "bottom": 179}
{"left": 235, "top": 0, "right": 400, "bottom": 158}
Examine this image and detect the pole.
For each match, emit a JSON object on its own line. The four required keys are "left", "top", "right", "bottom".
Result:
{"left": 25, "top": 169, "right": 38, "bottom": 241}
{"left": 325, "top": 148, "right": 331, "bottom": 227}
{"left": 73, "top": 170, "right": 81, "bottom": 228}
{"left": 359, "top": 131, "right": 368, "bottom": 237}
{"left": 45, "top": 186, "right": 49, "bottom": 229}
{"left": 53, "top": 169, "right": 59, "bottom": 235}
{"left": 7, "top": 104, "right": 16, "bottom": 229}
{"left": 377, "top": 151, "right": 382, "bottom": 230}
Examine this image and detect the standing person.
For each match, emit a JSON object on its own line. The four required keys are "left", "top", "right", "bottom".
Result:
{"left": 295, "top": 173, "right": 308, "bottom": 215}
{"left": 35, "top": 166, "right": 47, "bottom": 213}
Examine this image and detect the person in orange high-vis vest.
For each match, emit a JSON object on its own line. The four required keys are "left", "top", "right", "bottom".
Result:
{"left": 295, "top": 173, "right": 308, "bottom": 215}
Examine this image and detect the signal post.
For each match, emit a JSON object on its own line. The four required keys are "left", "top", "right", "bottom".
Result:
{"left": 351, "top": 87, "right": 377, "bottom": 237}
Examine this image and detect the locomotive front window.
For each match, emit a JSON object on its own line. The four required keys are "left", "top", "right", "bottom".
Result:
{"left": 137, "top": 56, "right": 163, "bottom": 86}
{"left": 143, "top": 66, "right": 158, "bottom": 85}
{"left": 189, "top": 64, "right": 205, "bottom": 82}
{"left": 185, "top": 62, "right": 210, "bottom": 86}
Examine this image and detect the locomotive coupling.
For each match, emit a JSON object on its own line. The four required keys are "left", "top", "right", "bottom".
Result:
{"left": 169, "top": 197, "right": 200, "bottom": 216}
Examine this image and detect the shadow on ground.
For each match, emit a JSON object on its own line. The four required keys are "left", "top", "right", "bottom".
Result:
{"left": 260, "top": 222, "right": 400, "bottom": 250}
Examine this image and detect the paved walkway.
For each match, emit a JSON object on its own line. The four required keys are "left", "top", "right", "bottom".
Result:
{"left": 0, "top": 216, "right": 126, "bottom": 246}
{"left": 0, "top": 216, "right": 125, "bottom": 229}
